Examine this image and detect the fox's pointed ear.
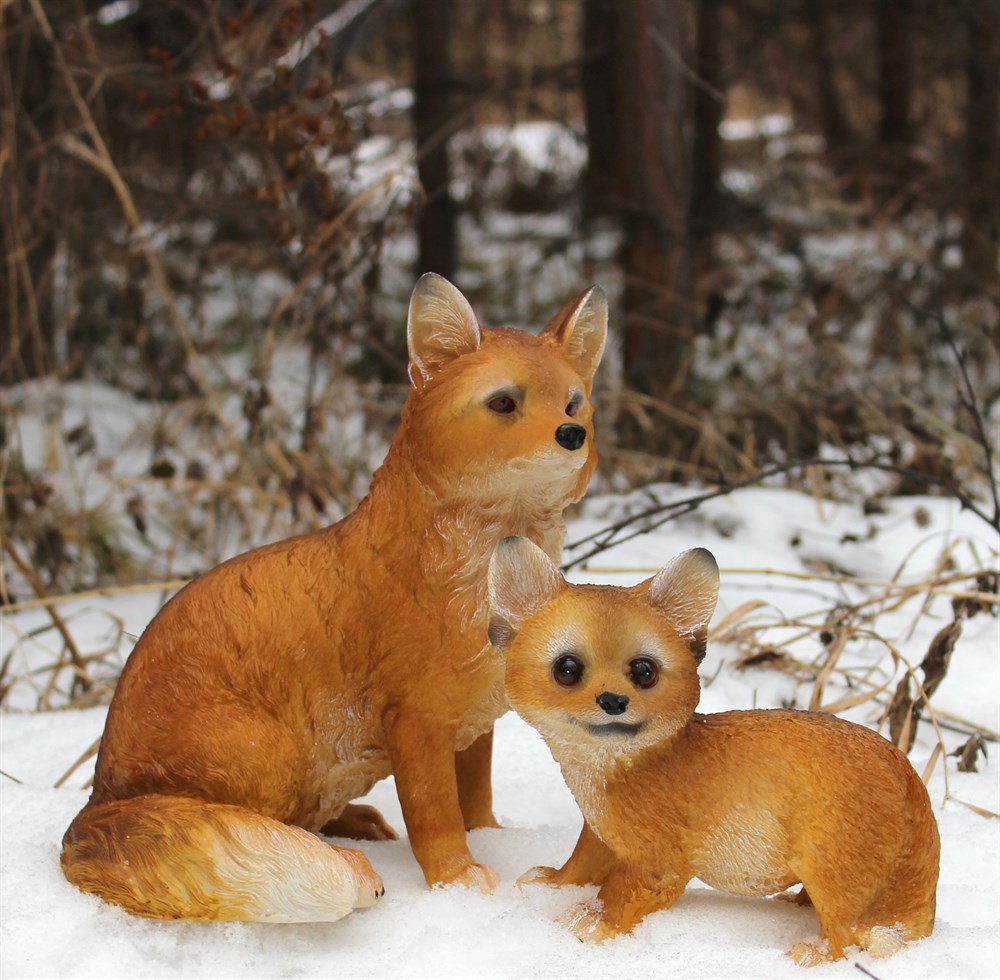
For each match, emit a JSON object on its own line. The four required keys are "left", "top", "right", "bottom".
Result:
{"left": 541, "top": 285, "right": 607, "bottom": 390}
{"left": 407, "top": 273, "right": 481, "bottom": 386}
{"left": 646, "top": 549, "right": 719, "bottom": 662}
{"left": 487, "top": 536, "right": 564, "bottom": 651}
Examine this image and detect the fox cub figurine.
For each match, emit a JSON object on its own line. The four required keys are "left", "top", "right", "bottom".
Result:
{"left": 488, "top": 537, "right": 940, "bottom": 966}
{"left": 61, "top": 275, "right": 607, "bottom": 922}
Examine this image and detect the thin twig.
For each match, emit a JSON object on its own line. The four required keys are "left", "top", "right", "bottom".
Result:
{"left": 563, "top": 454, "right": 997, "bottom": 571}
{"left": 584, "top": 563, "right": 998, "bottom": 605}
{"left": 903, "top": 296, "right": 1000, "bottom": 532}
{"left": 27, "top": 0, "right": 229, "bottom": 417}
{"left": 854, "top": 962, "right": 882, "bottom": 980}
{"left": 649, "top": 27, "right": 726, "bottom": 102}
{"left": 0, "top": 578, "right": 191, "bottom": 615}
{"left": 0, "top": 532, "right": 91, "bottom": 692}
{"left": 53, "top": 736, "right": 102, "bottom": 789}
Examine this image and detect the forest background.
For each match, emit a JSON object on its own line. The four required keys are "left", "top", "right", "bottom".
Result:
{"left": 1, "top": 0, "right": 998, "bottom": 734}
{"left": 1, "top": 5, "right": 999, "bottom": 975}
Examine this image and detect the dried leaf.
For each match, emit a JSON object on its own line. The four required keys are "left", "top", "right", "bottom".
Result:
{"left": 735, "top": 649, "right": 788, "bottom": 670}
{"left": 951, "top": 733, "right": 988, "bottom": 773}
{"left": 921, "top": 620, "right": 961, "bottom": 699}
{"left": 953, "top": 572, "right": 999, "bottom": 620}
{"left": 887, "top": 675, "right": 918, "bottom": 752}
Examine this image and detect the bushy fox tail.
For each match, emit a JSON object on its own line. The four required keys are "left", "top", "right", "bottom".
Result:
{"left": 61, "top": 794, "right": 384, "bottom": 922}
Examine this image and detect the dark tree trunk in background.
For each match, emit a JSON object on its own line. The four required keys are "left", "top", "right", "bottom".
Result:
{"left": 876, "top": 0, "right": 912, "bottom": 146}
{"left": 412, "top": 0, "right": 457, "bottom": 281}
{"left": 691, "top": 0, "right": 725, "bottom": 270}
{"left": 805, "top": 2, "right": 850, "bottom": 152}
{"left": 961, "top": 0, "right": 999, "bottom": 288}
{"left": 615, "top": 0, "right": 694, "bottom": 408}
{"left": 581, "top": 0, "right": 621, "bottom": 220}
{"left": 0, "top": 9, "right": 57, "bottom": 383}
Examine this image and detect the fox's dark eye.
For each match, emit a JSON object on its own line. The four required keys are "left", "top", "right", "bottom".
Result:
{"left": 552, "top": 655, "right": 584, "bottom": 687}
{"left": 628, "top": 658, "right": 659, "bottom": 689}
{"left": 565, "top": 400, "right": 579, "bottom": 417}
{"left": 488, "top": 395, "right": 517, "bottom": 414}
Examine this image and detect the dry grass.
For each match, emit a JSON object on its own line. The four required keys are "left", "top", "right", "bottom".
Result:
{"left": 3, "top": 527, "right": 997, "bottom": 814}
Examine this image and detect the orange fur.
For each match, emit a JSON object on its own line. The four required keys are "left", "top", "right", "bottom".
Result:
{"left": 61, "top": 275, "right": 607, "bottom": 920}
{"left": 488, "top": 538, "right": 940, "bottom": 964}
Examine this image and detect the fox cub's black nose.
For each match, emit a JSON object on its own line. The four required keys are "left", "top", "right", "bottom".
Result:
{"left": 597, "top": 691, "right": 630, "bottom": 715}
{"left": 556, "top": 423, "right": 587, "bottom": 451}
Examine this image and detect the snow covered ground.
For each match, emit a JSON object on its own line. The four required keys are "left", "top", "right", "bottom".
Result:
{"left": 2, "top": 483, "right": 997, "bottom": 979}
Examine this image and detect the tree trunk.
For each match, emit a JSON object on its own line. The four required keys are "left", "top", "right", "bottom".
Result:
{"left": 691, "top": 0, "right": 724, "bottom": 237}
{"left": 690, "top": 0, "right": 726, "bottom": 316}
{"left": 581, "top": 0, "right": 621, "bottom": 220}
{"left": 805, "top": 2, "right": 850, "bottom": 152}
{"left": 961, "top": 0, "right": 999, "bottom": 288}
{"left": 615, "top": 0, "right": 694, "bottom": 405}
{"left": 412, "top": 0, "right": 457, "bottom": 281}
{"left": 876, "top": 0, "right": 912, "bottom": 146}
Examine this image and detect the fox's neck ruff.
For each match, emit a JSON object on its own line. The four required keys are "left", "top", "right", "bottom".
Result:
{"left": 363, "top": 437, "right": 575, "bottom": 633}
{"left": 543, "top": 722, "right": 693, "bottom": 835}
{"left": 549, "top": 738, "right": 631, "bottom": 836}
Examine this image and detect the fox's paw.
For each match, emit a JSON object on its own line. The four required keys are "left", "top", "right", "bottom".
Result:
{"left": 557, "top": 900, "right": 617, "bottom": 944}
{"left": 435, "top": 860, "right": 500, "bottom": 894}
{"left": 516, "top": 865, "right": 562, "bottom": 887}
{"left": 320, "top": 804, "right": 398, "bottom": 842}
{"left": 787, "top": 939, "right": 836, "bottom": 967}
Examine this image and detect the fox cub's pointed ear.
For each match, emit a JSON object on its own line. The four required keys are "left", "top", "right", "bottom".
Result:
{"left": 646, "top": 549, "right": 720, "bottom": 662}
{"left": 407, "top": 273, "right": 481, "bottom": 386}
{"left": 487, "top": 537, "right": 564, "bottom": 651}
{"left": 541, "top": 285, "right": 607, "bottom": 390}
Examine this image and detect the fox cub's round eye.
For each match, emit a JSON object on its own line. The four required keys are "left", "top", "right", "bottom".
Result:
{"left": 565, "top": 401, "right": 579, "bottom": 417}
{"left": 552, "top": 655, "right": 584, "bottom": 687}
{"left": 488, "top": 395, "right": 517, "bottom": 414}
{"left": 628, "top": 658, "right": 659, "bottom": 689}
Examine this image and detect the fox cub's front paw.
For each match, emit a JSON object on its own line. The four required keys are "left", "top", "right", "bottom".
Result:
{"left": 556, "top": 900, "right": 617, "bottom": 943}
{"left": 787, "top": 940, "right": 834, "bottom": 967}
{"left": 516, "top": 865, "right": 563, "bottom": 887}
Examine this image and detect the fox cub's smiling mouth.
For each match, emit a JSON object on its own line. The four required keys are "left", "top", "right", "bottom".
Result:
{"left": 573, "top": 718, "right": 646, "bottom": 739}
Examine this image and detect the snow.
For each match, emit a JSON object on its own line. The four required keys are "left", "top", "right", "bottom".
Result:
{"left": 720, "top": 114, "right": 794, "bottom": 141}
{"left": 1, "top": 108, "right": 998, "bottom": 977}
{"left": 2, "top": 483, "right": 998, "bottom": 979}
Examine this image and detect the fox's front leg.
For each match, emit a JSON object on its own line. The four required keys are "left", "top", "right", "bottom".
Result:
{"left": 387, "top": 711, "right": 499, "bottom": 892}
{"left": 560, "top": 862, "right": 688, "bottom": 942}
{"left": 456, "top": 729, "right": 500, "bottom": 830}
{"left": 519, "top": 821, "right": 613, "bottom": 887}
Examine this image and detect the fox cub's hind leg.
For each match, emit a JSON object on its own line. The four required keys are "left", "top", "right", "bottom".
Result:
{"left": 61, "top": 795, "right": 384, "bottom": 922}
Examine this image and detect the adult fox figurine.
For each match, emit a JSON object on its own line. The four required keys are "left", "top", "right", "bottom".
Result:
{"left": 61, "top": 275, "right": 607, "bottom": 921}
{"left": 488, "top": 537, "right": 940, "bottom": 965}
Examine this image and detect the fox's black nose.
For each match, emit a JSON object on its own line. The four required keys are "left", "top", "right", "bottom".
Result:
{"left": 555, "top": 423, "right": 587, "bottom": 451}
{"left": 597, "top": 691, "right": 630, "bottom": 715}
